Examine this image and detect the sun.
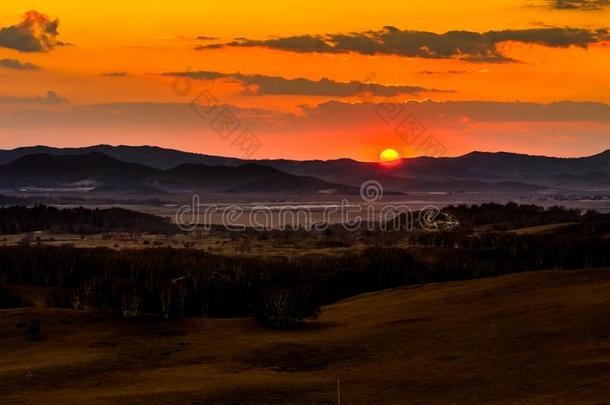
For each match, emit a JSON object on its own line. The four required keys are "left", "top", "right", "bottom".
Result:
{"left": 379, "top": 148, "right": 401, "bottom": 163}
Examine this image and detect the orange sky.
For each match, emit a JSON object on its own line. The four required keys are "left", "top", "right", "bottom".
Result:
{"left": 1, "top": 1, "right": 610, "bottom": 160}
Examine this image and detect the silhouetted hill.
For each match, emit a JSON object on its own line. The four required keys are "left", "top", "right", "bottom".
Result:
{"left": 0, "top": 145, "right": 242, "bottom": 169}
{"left": 0, "top": 152, "right": 356, "bottom": 195}
{"left": 162, "top": 163, "right": 355, "bottom": 193}
{"left": 1, "top": 145, "right": 609, "bottom": 192}
{"left": 262, "top": 150, "right": 610, "bottom": 191}
{"left": 0, "top": 153, "right": 158, "bottom": 188}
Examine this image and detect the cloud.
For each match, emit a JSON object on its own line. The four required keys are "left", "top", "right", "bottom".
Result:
{"left": 460, "top": 55, "right": 518, "bottom": 63}
{"left": 0, "top": 10, "right": 64, "bottom": 52}
{"left": 163, "top": 71, "right": 451, "bottom": 96}
{"left": 449, "top": 100, "right": 610, "bottom": 122}
{"left": 101, "top": 71, "right": 128, "bottom": 77}
{"left": 196, "top": 36, "right": 219, "bottom": 40}
{"left": 292, "top": 100, "right": 610, "bottom": 130}
{"left": 3, "top": 99, "right": 610, "bottom": 157}
{"left": 0, "top": 58, "right": 40, "bottom": 70}
{"left": 199, "top": 26, "right": 610, "bottom": 62}
{"left": 550, "top": 0, "right": 610, "bottom": 10}
{"left": 0, "top": 102, "right": 277, "bottom": 131}
{"left": 3, "top": 99, "right": 610, "bottom": 132}
{"left": 419, "top": 70, "right": 467, "bottom": 75}
{"left": 0, "top": 90, "right": 67, "bottom": 105}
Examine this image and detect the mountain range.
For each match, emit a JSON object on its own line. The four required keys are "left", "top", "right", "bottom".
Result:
{"left": 1, "top": 145, "right": 610, "bottom": 198}
{"left": 0, "top": 152, "right": 354, "bottom": 197}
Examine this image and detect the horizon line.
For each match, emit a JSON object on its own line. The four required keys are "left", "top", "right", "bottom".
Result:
{"left": 1, "top": 143, "right": 609, "bottom": 163}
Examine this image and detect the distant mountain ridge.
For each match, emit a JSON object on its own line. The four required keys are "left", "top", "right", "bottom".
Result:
{"left": 1, "top": 145, "right": 610, "bottom": 193}
{"left": 0, "top": 152, "right": 356, "bottom": 196}
{"left": 0, "top": 145, "right": 244, "bottom": 169}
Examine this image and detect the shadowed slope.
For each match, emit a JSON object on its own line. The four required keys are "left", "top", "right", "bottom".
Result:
{"left": 2, "top": 269, "right": 610, "bottom": 403}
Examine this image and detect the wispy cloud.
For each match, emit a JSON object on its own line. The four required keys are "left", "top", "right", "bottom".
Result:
{"left": 163, "top": 70, "right": 451, "bottom": 96}
{"left": 101, "top": 71, "right": 128, "bottom": 77}
{"left": 550, "top": 0, "right": 610, "bottom": 10}
{"left": 0, "top": 90, "right": 67, "bottom": 105}
{"left": 198, "top": 26, "right": 610, "bottom": 62}
{"left": 419, "top": 70, "right": 467, "bottom": 75}
{"left": 3, "top": 99, "right": 610, "bottom": 130}
{"left": 299, "top": 100, "right": 610, "bottom": 124}
{"left": 0, "top": 58, "right": 40, "bottom": 71}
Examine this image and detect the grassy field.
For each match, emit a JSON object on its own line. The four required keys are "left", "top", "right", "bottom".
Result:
{"left": 2, "top": 269, "right": 610, "bottom": 403}
{"left": 0, "top": 231, "right": 357, "bottom": 257}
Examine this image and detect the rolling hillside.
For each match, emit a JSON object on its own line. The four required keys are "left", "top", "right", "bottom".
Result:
{"left": 2, "top": 269, "right": 610, "bottom": 403}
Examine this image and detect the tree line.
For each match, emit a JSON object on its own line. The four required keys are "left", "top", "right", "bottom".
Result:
{"left": 0, "top": 246, "right": 417, "bottom": 327}
{"left": 442, "top": 202, "right": 592, "bottom": 230}
{"left": 0, "top": 205, "right": 176, "bottom": 234}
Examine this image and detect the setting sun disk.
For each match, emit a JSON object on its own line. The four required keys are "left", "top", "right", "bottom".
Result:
{"left": 379, "top": 148, "right": 401, "bottom": 163}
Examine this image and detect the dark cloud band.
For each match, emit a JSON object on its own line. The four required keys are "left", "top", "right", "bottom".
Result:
{"left": 198, "top": 26, "right": 610, "bottom": 62}
{"left": 163, "top": 71, "right": 450, "bottom": 97}
{"left": 0, "top": 59, "right": 40, "bottom": 70}
{"left": 0, "top": 90, "right": 67, "bottom": 105}
{"left": 101, "top": 71, "right": 128, "bottom": 77}
{"left": 551, "top": 0, "right": 610, "bottom": 10}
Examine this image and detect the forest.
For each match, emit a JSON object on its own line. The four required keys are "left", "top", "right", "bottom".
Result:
{"left": 442, "top": 202, "right": 587, "bottom": 230}
{"left": 1, "top": 203, "right": 610, "bottom": 328}
{"left": 0, "top": 246, "right": 416, "bottom": 328}
{"left": 0, "top": 205, "right": 175, "bottom": 234}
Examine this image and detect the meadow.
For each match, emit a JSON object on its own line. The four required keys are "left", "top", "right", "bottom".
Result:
{"left": 2, "top": 269, "right": 610, "bottom": 403}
